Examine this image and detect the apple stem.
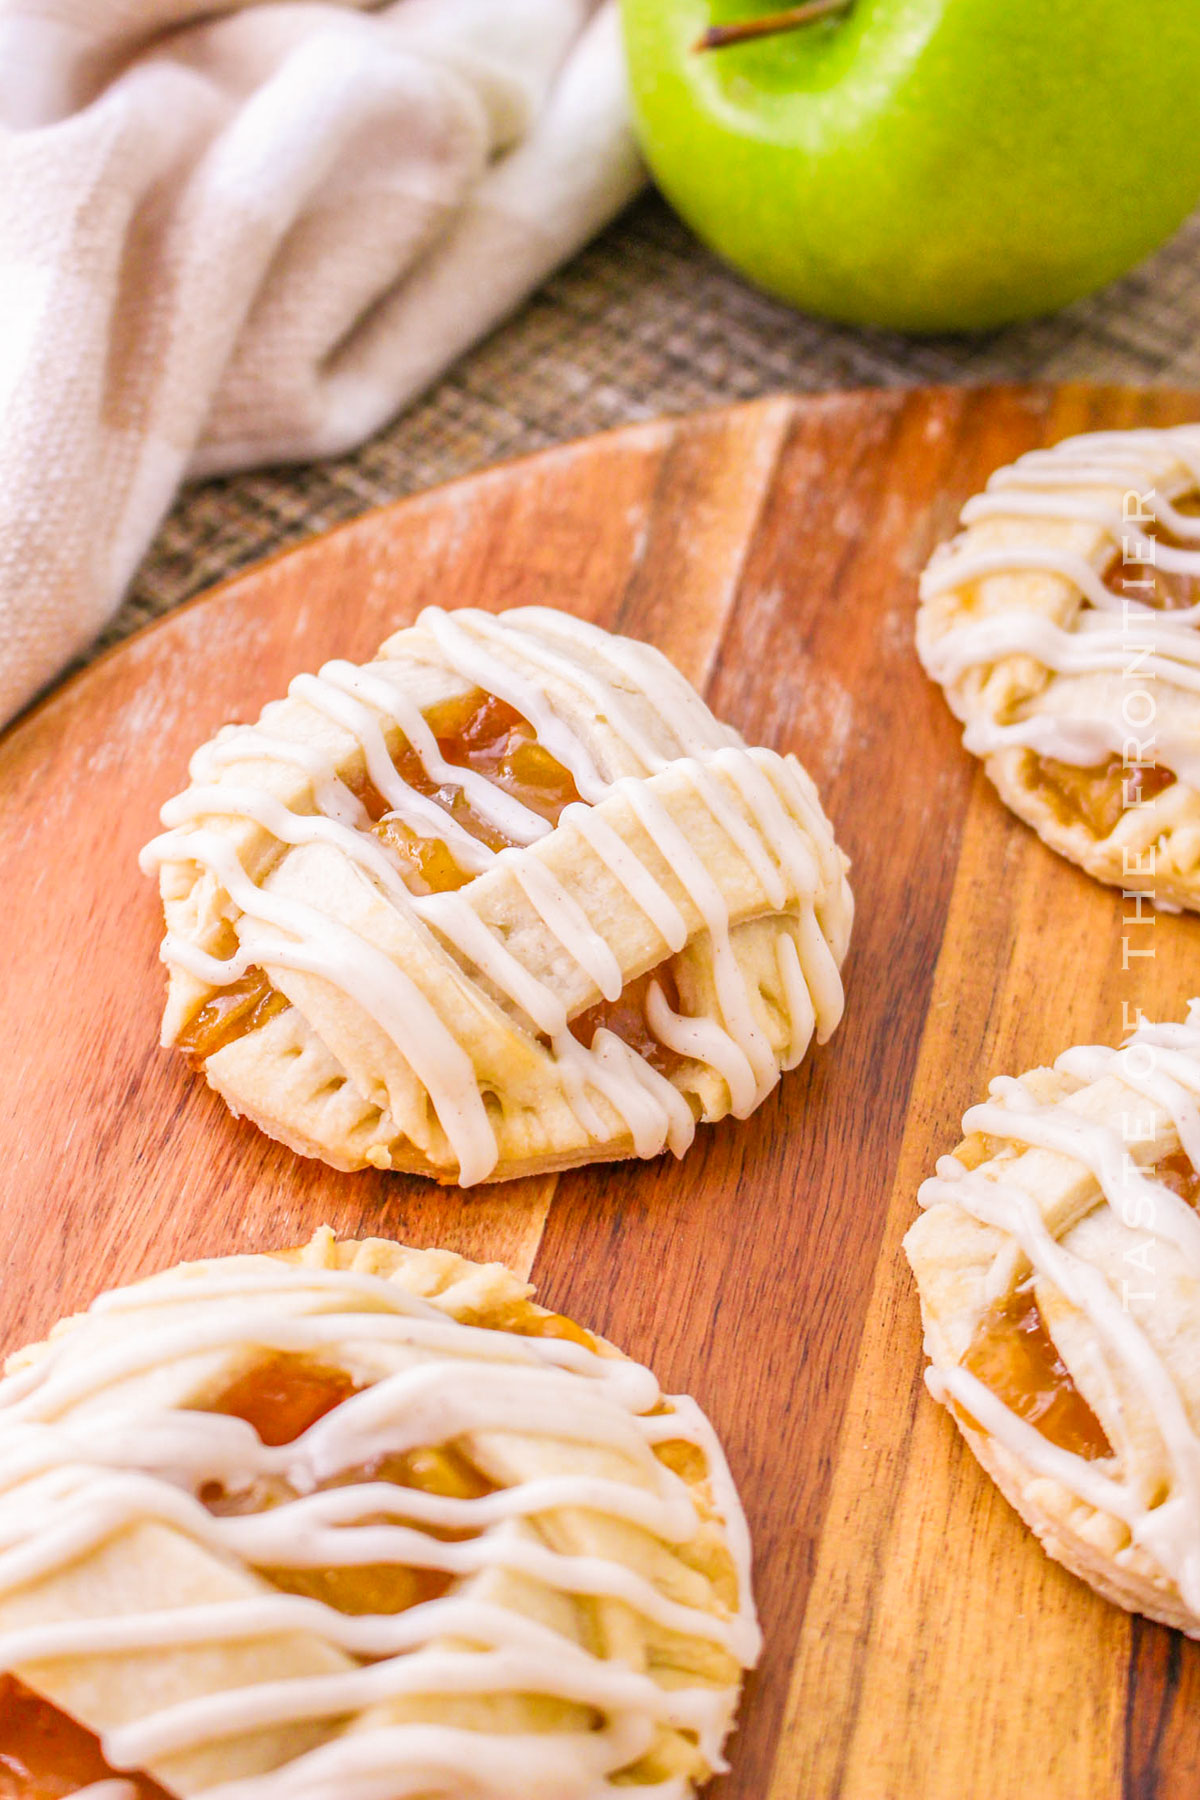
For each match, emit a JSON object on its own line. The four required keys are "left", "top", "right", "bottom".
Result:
{"left": 695, "top": 0, "right": 850, "bottom": 51}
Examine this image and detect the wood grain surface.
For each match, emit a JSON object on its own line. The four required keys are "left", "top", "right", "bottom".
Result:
{"left": 3, "top": 383, "right": 1200, "bottom": 1799}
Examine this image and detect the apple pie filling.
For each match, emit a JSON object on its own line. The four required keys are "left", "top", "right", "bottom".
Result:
{"left": 962, "top": 1146, "right": 1200, "bottom": 1461}
{"left": 0, "top": 1675, "right": 170, "bottom": 1800}
{"left": 1033, "top": 755, "right": 1176, "bottom": 842}
{"left": 179, "top": 687, "right": 686, "bottom": 1079}
{"left": 176, "top": 964, "right": 289, "bottom": 1064}
{"left": 1148, "top": 1147, "right": 1200, "bottom": 1210}
{"left": 569, "top": 966, "right": 685, "bottom": 1078}
{"left": 962, "top": 1280, "right": 1113, "bottom": 1460}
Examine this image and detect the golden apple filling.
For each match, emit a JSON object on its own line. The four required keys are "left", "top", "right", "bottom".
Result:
{"left": 0, "top": 1362, "right": 373, "bottom": 1795}
{"left": 568, "top": 966, "right": 685, "bottom": 1080}
{"left": 1149, "top": 1147, "right": 1200, "bottom": 1211}
{"left": 962, "top": 1147, "right": 1200, "bottom": 1461}
{"left": 1032, "top": 755, "right": 1176, "bottom": 842}
{"left": 0, "top": 1676, "right": 171, "bottom": 1800}
{"left": 176, "top": 969, "right": 290, "bottom": 1065}
{"left": 353, "top": 689, "right": 584, "bottom": 867}
{"left": 962, "top": 1280, "right": 1113, "bottom": 1461}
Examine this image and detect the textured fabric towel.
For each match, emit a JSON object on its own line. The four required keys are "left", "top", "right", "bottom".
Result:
{"left": 0, "top": 0, "right": 643, "bottom": 725}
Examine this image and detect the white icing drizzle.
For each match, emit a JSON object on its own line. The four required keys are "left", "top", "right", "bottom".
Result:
{"left": 790, "top": 907, "right": 846, "bottom": 1046}
{"left": 319, "top": 660, "right": 551, "bottom": 847}
{"left": 929, "top": 610, "right": 1200, "bottom": 692}
{"left": 561, "top": 1027, "right": 696, "bottom": 1161}
{"left": 918, "top": 423, "right": 1200, "bottom": 783}
{"left": 772, "top": 934, "right": 816, "bottom": 1071}
{"left": 158, "top": 785, "right": 416, "bottom": 911}
{"left": 497, "top": 849, "right": 624, "bottom": 1003}
{"left": 614, "top": 779, "right": 777, "bottom": 1102}
{"left": 917, "top": 1005, "right": 1200, "bottom": 1612}
{"left": 561, "top": 804, "right": 689, "bottom": 954}
{"left": 645, "top": 983, "right": 757, "bottom": 1120}
{"left": 986, "top": 428, "right": 1200, "bottom": 492}
{"left": 141, "top": 608, "right": 849, "bottom": 1182}
{"left": 149, "top": 829, "right": 500, "bottom": 1187}
{"left": 510, "top": 608, "right": 744, "bottom": 761}
{"left": 677, "top": 758, "right": 787, "bottom": 912}
{"left": 287, "top": 671, "right": 493, "bottom": 869}
{"left": 193, "top": 724, "right": 367, "bottom": 831}
{"left": 201, "top": 1722, "right": 684, "bottom": 1800}
{"left": 710, "top": 749, "right": 819, "bottom": 903}
{"left": 1058, "top": 1040, "right": 1200, "bottom": 1171}
{"left": 443, "top": 610, "right": 673, "bottom": 777}
{"left": 966, "top": 1078, "right": 1200, "bottom": 1270}
{"left": 0, "top": 1253, "right": 760, "bottom": 1798}
{"left": 417, "top": 607, "right": 612, "bottom": 802}
{"left": 923, "top": 543, "right": 1130, "bottom": 616}
{"left": 413, "top": 890, "right": 570, "bottom": 1040}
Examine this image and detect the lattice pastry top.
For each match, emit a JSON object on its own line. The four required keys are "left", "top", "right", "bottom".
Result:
{"left": 0, "top": 1230, "right": 759, "bottom": 1798}
{"left": 906, "top": 1006, "right": 1200, "bottom": 1630}
{"left": 916, "top": 426, "right": 1200, "bottom": 910}
{"left": 141, "top": 605, "right": 853, "bottom": 1184}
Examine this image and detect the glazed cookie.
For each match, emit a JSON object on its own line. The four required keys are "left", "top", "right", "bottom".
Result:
{"left": 0, "top": 1229, "right": 759, "bottom": 1798}
{"left": 917, "top": 426, "right": 1200, "bottom": 910}
{"left": 142, "top": 605, "right": 852, "bottom": 1184}
{"left": 906, "top": 1006, "right": 1200, "bottom": 1628}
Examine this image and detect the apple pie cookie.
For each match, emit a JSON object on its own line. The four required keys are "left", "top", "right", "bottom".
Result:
{"left": 905, "top": 1006, "right": 1200, "bottom": 1628}
{"left": 0, "top": 1228, "right": 759, "bottom": 1799}
{"left": 141, "top": 605, "right": 853, "bottom": 1184}
{"left": 916, "top": 425, "right": 1200, "bottom": 910}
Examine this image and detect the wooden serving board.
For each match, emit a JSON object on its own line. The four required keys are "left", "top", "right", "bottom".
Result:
{"left": 3, "top": 383, "right": 1200, "bottom": 1799}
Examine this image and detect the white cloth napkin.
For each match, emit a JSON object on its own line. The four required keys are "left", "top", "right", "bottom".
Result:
{"left": 0, "top": 0, "right": 643, "bottom": 725}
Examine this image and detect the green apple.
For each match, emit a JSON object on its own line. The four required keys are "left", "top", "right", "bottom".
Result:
{"left": 619, "top": 0, "right": 1200, "bottom": 332}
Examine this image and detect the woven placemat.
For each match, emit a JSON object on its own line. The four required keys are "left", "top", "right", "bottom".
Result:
{"left": 115, "top": 191, "right": 1200, "bottom": 652}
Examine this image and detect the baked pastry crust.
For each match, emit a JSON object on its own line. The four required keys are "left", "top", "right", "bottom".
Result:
{"left": 142, "top": 605, "right": 853, "bottom": 1184}
{"left": 905, "top": 1007, "right": 1200, "bottom": 1630}
{"left": 0, "top": 1230, "right": 760, "bottom": 1798}
{"left": 916, "top": 426, "right": 1200, "bottom": 910}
